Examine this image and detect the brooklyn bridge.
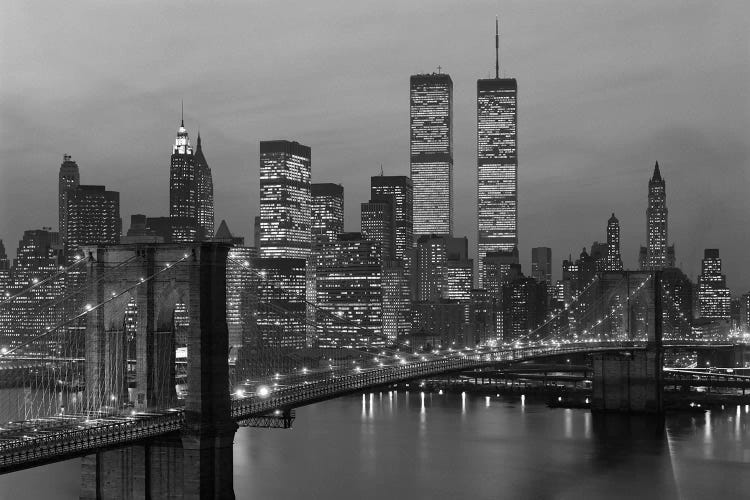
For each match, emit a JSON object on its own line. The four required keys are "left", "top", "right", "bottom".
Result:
{"left": 0, "top": 243, "right": 745, "bottom": 499}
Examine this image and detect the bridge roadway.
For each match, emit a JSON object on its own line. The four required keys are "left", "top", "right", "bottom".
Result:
{"left": 0, "top": 340, "right": 738, "bottom": 473}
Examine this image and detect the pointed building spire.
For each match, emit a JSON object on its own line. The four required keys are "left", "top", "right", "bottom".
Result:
{"left": 652, "top": 161, "right": 662, "bottom": 181}
{"left": 196, "top": 132, "right": 202, "bottom": 150}
{"left": 495, "top": 16, "right": 500, "bottom": 79}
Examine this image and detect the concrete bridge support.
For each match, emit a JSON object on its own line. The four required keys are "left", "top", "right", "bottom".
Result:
{"left": 80, "top": 243, "right": 236, "bottom": 500}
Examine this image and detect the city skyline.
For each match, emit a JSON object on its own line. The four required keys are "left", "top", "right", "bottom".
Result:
{"left": 1, "top": 1, "right": 748, "bottom": 292}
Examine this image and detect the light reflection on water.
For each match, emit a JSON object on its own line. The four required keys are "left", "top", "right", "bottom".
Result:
{"left": 0, "top": 392, "right": 749, "bottom": 499}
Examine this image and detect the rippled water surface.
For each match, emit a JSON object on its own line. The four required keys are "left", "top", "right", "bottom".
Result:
{"left": 1, "top": 391, "right": 749, "bottom": 499}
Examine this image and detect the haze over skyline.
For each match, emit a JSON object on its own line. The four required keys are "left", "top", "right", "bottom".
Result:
{"left": 1, "top": 0, "right": 748, "bottom": 291}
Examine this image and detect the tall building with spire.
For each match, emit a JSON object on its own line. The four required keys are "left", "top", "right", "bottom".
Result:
{"left": 169, "top": 109, "right": 214, "bottom": 242}
{"left": 410, "top": 72, "right": 453, "bottom": 238}
{"left": 194, "top": 134, "right": 215, "bottom": 240}
{"left": 604, "top": 213, "right": 623, "bottom": 271}
{"left": 639, "top": 162, "right": 675, "bottom": 270}
{"left": 170, "top": 113, "right": 198, "bottom": 242}
{"left": 477, "top": 18, "right": 518, "bottom": 286}
{"left": 58, "top": 154, "right": 80, "bottom": 248}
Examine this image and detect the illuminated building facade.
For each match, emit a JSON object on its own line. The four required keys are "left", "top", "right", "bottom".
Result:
{"left": 697, "top": 249, "right": 731, "bottom": 320}
{"left": 483, "top": 248, "right": 520, "bottom": 297}
{"left": 370, "top": 175, "right": 413, "bottom": 264}
{"left": 170, "top": 118, "right": 198, "bottom": 242}
{"left": 604, "top": 214, "right": 623, "bottom": 271}
{"left": 194, "top": 135, "right": 215, "bottom": 240}
{"left": 410, "top": 73, "right": 453, "bottom": 238}
{"left": 58, "top": 154, "right": 80, "bottom": 249}
{"left": 259, "top": 140, "right": 312, "bottom": 258}
{"left": 315, "top": 233, "right": 383, "bottom": 348}
{"left": 382, "top": 260, "right": 410, "bottom": 341}
{"left": 311, "top": 183, "right": 344, "bottom": 246}
{"left": 361, "top": 201, "right": 394, "bottom": 259}
{"left": 251, "top": 257, "right": 307, "bottom": 349}
{"left": 415, "top": 235, "right": 472, "bottom": 302}
{"left": 741, "top": 293, "right": 750, "bottom": 333}
{"left": 65, "top": 185, "right": 121, "bottom": 257}
{"left": 661, "top": 267, "right": 693, "bottom": 339}
{"left": 6, "top": 229, "right": 64, "bottom": 353}
{"left": 477, "top": 73, "right": 518, "bottom": 286}
{"left": 639, "top": 162, "right": 675, "bottom": 270}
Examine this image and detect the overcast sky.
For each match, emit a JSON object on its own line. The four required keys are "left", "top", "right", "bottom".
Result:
{"left": 1, "top": 1, "right": 748, "bottom": 291}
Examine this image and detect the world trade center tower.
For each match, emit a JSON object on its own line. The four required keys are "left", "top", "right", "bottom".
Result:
{"left": 410, "top": 72, "right": 453, "bottom": 239}
{"left": 477, "top": 19, "right": 517, "bottom": 286}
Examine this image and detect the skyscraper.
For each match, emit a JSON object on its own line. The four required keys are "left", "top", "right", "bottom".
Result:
{"left": 410, "top": 72, "right": 453, "bottom": 238}
{"left": 370, "top": 176, "right": 413, "bottom": 264}
{"left": 65, "top": 185, "right": 121, "bottom": 258}
{"left": 311, "top": 183, "right": 344, "bottom": 246}
{"left": 251, "top": 257, "right": 307, "bottom": 349}
{"left": 531, "top": 247, "right": 552, "bottom": 284}
{"left": 604, "top": 214, "right": 623, "bottom": 271}
{"left": 477, "top": 19, "right": 518, "bottom": 286}
{"left": 58, "top": 154, "right": 80, "bottom": 248}
{"left": 259, "top": 140, "right": 312, "bottom": 258}
{"left": 361, "top": 201, "right": 394, "bottom": 259}
{"left": 7, "top": 229, "right": 63, "bottom": 352}
{"left": 194, "top": 134, "right": 215, "bottom": 240}
{"left": 170, "top": 117, "right": 198, "bottom": 242}
{"left": 697, "top": 249, "right": 731, "bottom": 320}
{"left": 639, "top": 162, "right": 675, "bottom": 270}
{"left": 316, "top": 233, "right": 383, "bottom": 348}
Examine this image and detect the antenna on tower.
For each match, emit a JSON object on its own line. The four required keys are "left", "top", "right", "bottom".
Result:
{"left": 495, "top": 16, "right": 500, "bottom": 79}
{"left": 380, "top": 164, "right": 384, "bottom": 176}
{"left": 181, "top": 100, "right": 184, "bottom": 127}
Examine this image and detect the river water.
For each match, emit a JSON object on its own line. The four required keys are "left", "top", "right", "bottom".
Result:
{"left": 1, "top": 391, "right": 748, "bottom": 499}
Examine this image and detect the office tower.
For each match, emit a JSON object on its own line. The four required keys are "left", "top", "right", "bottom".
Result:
{"left": 251, "top": 257, "right": 307, "bottom": 349}
{"left": 531, "top": 247, "right": 552, "bottom": 284}
{"left": 382, "top": 260, "right": 410, "bottom": 342}
{"left": 170, "top": 117, "right": 198, "bottom": 242}
{"left": 483, "top": 247, "right": 520, "bottom": 297}
{"left": 7, "top": 229, "right": 63, "bottom": 352}
{"left": 501, "top": 277, "right": 548, "bottom": 343}
{"left": 639, "top": 162, "right": 675, "bottom": 269}
{"left": 65, "top": 185, "right": 121, "bottom": 258}
{"left": 411, "top": 301, "right": 466, "bottom": 348}
{"left": 368, "top": 176, "right": 413, "bottom": 339}
{"left": 415, "top": 235, "right": 472, "bottom": 302}
{"left": 361, "top": 200, "right": 394, "bottom": 259}
{"left": 604, "top": 214, "right": 623, "bottom": 271}
{"left": 311, "top": 183, "right": 344, "bottom": 246}
{"left": 0, "top": 240, "right": 10, "bottom": 295}
{"left": 253, "top": 216, "right": 261, "bottom": 248}
{"left": 214, "top": 220, "right": 258, "bottom": 348}
{"left": 371, "top": 176, "right": 413, "bottom": 263}
{"left": 259, "top": 140, "right": 312, "bottom": 258}
{"left": 470, "top": 289, "right": 496, "bottom": 345}
{"left": 477, "top": 19, "right": 518, "bottom": 286}
{"left": 315, "top": 233, "right": 383, "bottom": 348}
{"left": 194, "top": 134, "right": 215, "bottom": 240}
{"left": 697, "top": 249, "right": 731, "bottom": 320}
{"left": 741, "top": 293, "right": 750, "bottom": 333}
{"left": 410, "top": 72, "right": 453, "bottom": 237}
{"left": 58, "top": 154, "right": 80, "bottom": 247}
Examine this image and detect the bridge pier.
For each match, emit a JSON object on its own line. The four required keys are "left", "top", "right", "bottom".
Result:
{"left": 591, "top": 271, "right": 664, "bottom": 414}
{"left": 79, "top": 243, "right": 236, "bottom": 500}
